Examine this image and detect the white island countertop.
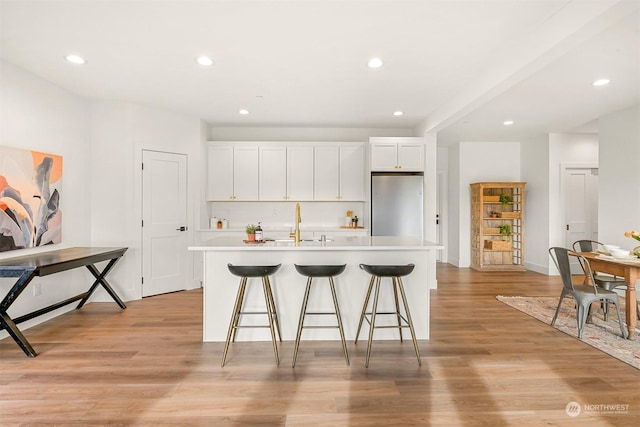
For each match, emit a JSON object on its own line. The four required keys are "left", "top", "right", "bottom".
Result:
{"left": 189, "top": 235, "right": 443, "bottom": 251}
{"left": 191, "top": 235, "right": 443, "bottom": 345}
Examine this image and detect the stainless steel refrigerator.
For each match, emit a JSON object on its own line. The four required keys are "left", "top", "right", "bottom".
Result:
{"left": 371, "top": 172, "right": 424, "bottom": 238}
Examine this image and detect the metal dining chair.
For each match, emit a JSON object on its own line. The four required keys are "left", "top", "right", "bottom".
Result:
{"left": 572, "top": 240, "right": 640, "bottom": 321}
{"left": 549, "top": 247, "right": 628, "bottom": 339}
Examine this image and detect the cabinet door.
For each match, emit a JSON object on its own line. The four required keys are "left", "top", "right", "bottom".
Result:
{"left": 370, "top": 143, "right": 398, "bottom": 171}
{"left": 398, "top": 143, "right": 424, "bottom": 171}
{"left": 207, "top": 146, "right": 234, "bottom": 200}
{"left": 314, "top": 146, "right": 339, "bottom": 200}
{"left": 233, "top": 146, "right": 259, "bottom": 200}
{"left": 259, "top": 146, "right": 287, "bottom": 200}
{"left": 339, "top": 145, "right": 365, "bottom": 200}
{"left": 287, "top": 146, "right": 314, "bottom": 200}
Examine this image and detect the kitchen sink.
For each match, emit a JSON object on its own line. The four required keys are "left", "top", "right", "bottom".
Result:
{"left": 270, "top": 238, "right": 334, "bottom": 243}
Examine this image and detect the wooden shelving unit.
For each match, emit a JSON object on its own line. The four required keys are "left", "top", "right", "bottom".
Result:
{"left": 470, "top": 182, "right": 526, "bottom": 271}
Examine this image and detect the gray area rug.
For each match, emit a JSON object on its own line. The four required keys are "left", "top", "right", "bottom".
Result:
{"left": 496, "top": 295, "right": 639, "bottom": 370}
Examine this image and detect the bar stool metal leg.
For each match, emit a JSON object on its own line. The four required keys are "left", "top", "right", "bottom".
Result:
{"left": 392, "top": 277, "right": 404, "bottom": 343}
{"left": 328, "top": 276, "right": 350, "bottom": 366}
{"left": 355, "top": 275, "right": 376, "bottom": 344}
{"left": 396, "top": 276, "right": 421, "bottom": 366}
{"left": 292, "top": 277, "right": 314, "bottom": 367}
{"left": 365, "top": 276, "right": 382, "bottom": 368}
{"left": 265, "top": 278, "right": 282, "bottom": 341}
{"left": 231, "top": 277, "right": 248, "bottom": 343}
{"left": 262, "top": 277, "right": 280, "bottom": 365}
{"left": 222, "top": 277, "right": 247, "bottom": 367}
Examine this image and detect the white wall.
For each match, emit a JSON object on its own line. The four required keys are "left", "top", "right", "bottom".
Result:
{"left": 448, "top": 142, "right": 521, "bottom": 267}
{"left": 0, "top": 62, "right": 204, "bottom": 340}
{"left": 548, "top": 132, "right": 599, "bottom": 258}
{"left": 598, "top": 105, "right": 640, "bottom": 249}
{"left": 90, "top": 102, "right": 204, "bottom": 301}
{"left": 520, "top": 134, "right": 551, "bottom": 274}
{"left": 0, "top": 61, "right": 94, "bottom": 332}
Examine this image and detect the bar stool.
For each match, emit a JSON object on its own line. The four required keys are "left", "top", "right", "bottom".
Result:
{"left": 222, "top": 263, "right": 282, "bottom": 367}
{"left": 292, "top": 264, "right": 349, "bottom": 367}
{"left": 355, "top": 263, "right": 421, "bottom": 367}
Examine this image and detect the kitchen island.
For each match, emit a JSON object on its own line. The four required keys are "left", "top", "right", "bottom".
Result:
{"left": 189, "top": 236, "right": 443, "bottom": 342}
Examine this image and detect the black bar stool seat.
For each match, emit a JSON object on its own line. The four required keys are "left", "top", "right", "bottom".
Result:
{"left": 292, "top": 264, "right": 349, "bottom": 367}
{"left": 359, "top": 264, "right": 415, "bottom": 277}
{"left": 222, "top": 263, "right": 282, "bottom": 367}
{"left": 356, "top": 263, "right": 421, "bottom": 367}
{"left": 294, "top": 264, "right": 346, "bottom": 277}
{"left": 228, "top": 264, "right": 282, "bottom": 278}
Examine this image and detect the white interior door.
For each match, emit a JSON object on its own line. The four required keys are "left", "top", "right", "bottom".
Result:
{"left": 142, "top": 150, "right": 188, "bottom": 297}
{"left": 563, "top": 166, "right": 598, "bottom": 272}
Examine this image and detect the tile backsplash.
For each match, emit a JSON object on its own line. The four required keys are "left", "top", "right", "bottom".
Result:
{"left": 204, "top": 201, "right": 365, "bottom": 230}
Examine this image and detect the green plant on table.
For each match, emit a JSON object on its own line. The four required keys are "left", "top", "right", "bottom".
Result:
{"left": 245, "top": 224, "right": 257, "bottom": 234}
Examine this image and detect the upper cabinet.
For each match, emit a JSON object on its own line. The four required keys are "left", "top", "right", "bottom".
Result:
{"left": 260, "top": 146, "right": 314, "bottom": 201}
{"left": 206, "top": 145, "right": 258, "bottom": 201}
{"left": 369, "top": 137, "right": 425, "bottom": 172}
{"left": 314, "top": 145, "right": 365, "bottom": 201}
{"left": 207, "top": 142, "right": 365, "bottom": 202}
{"left": 287, "top": 146, "right": 315, "bottom": 200}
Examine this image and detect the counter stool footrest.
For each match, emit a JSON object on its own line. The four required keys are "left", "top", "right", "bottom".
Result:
{"left": 302, "top": 325, "right": 341, "bottom": 329}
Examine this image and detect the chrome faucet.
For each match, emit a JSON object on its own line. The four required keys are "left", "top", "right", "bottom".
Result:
{"left": 289, "top": 203, "right": 302, "bottom": 246}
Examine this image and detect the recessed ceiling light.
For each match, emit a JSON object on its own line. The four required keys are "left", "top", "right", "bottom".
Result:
{"left": 592, "top": 78, "right": 610, "bottom": 87}
{"left": 368, "top": 57, "right": 383, "bottom": 69}
{"left": 195, "top": 56, "right": 214, "bottom": 66}
{"left": 238, "top": 109, "right": 249, "bottom": 115}
{"left": 65, "top": 55, "right": 86, "bottom": 65}
{"left": 503, "top": 120, "right": 514, "bottom": 126}
{"left": 393, "top": 111, "right": 403, "bottom": 116}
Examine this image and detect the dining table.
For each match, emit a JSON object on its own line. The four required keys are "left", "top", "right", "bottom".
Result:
{"left": 579, "top": 251, "right": 639, "bottom": 339}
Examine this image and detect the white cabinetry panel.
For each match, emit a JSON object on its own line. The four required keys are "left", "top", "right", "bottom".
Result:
{"left": 259, "top": 146, "right": 287, "bottom": 200}
{"left": 314, "top": 145, "right": 364, "bottom": 201}
{"left": 287, "top": 146, "right": 314, "bottom": 201}
{"left": 232, "top": 146, "right": 259, "bottom": 200}
{"left": 207, "top": 144, "right": 258, "bottom": 201}
{"left": 207, "top": 146, "right": 233, "bottom": 200}
{"left": 370, "top": 137, "right": 424, "bottom": 172}
{"left": 314, "top": 146, "right": 339, "bottom": 200}
{"left": 339, "top": 145, "right": 365, "bottom": 200}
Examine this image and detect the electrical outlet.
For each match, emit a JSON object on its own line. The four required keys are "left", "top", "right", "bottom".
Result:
{"left": 33, "top": 283, "right": 42, "bottom": 297}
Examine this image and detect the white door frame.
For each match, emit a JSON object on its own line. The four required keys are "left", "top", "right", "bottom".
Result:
{"left": 560, "top": 162, "right": 598, "bottom": 272}
{"left": 436, "top": 169, "right": 448, "bottom": 263}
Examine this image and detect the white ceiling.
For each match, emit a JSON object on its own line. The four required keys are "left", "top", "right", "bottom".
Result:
{"left": 1, "top": 0, "right": 638, "bottom": 144}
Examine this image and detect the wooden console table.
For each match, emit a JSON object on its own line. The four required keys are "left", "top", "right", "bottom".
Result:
{"left": 0, "top": 247, "right": 128, "bottom": 357}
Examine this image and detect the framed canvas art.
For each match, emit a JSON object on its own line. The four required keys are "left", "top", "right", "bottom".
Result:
{"left": 0, "top": 146, "right": 63, "bottom": 252}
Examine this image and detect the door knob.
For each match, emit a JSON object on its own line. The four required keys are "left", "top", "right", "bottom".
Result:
{"left": 176, "top": 226, "right": 187, "bottom": 231}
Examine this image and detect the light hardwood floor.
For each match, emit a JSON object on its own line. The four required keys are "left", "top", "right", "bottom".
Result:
{"left": 1, "top": 264, "right": 638, "bottom": 426}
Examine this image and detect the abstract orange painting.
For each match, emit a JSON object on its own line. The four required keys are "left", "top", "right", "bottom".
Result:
{"left": 0, "top": 146, "right": 62, "bottom": 251}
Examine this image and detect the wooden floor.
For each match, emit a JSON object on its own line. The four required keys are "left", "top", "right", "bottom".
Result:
{"left": 1, "top": 264, "right": 638, "bottom": 426}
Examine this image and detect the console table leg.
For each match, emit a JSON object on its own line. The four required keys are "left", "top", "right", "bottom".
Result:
{"left": 0, "top": 311, "right": 37, "bottom": 357}
{"left": 78, "top": 258, "right": 126, "bottom": 309}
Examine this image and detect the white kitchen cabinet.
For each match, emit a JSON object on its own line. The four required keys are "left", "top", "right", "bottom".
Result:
{"left": 314, "top": 146, "right": 339, "bottom": 200}
{"left": 259, "top": 146, "right": 287, "bottom": 200}
{"left": 314, "top": 145, "right": 365, "bottom": 201}
{"left": 286, "top": 146, "right": 314, "bottom": 200}
{"left": 207, "top": 145, "right": 258, "bottom": 201}
{"left": 233, "top": 146, "right": 259, "bottom": 200}
{"left": 370, "top": 137, "right": 424, "bottom": 171}
{"left": 259, "top": 146, "right": 314, "bottom": 201}
{"left": 339, "top": 145, "right": 365, "bottom": 200}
